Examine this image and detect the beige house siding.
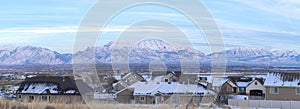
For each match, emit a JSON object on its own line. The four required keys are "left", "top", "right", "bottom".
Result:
{"left": 16, "top": 94, "right": 83, "bottom": 103}
{"left": 265, "top": 87, "right": 300, "bottom": 100}
{"left": 246, "top": 80, "right": 265, "bottom": 95}
{"left": 220, "top": 82, "right": 236, "bottom": 94}
{"left": 134, "top": 96, "right": 154, "bottom": 104}
{"left": 115, "top": 88, "right": 134, "bottom": 103}
{"left": 133, "top": 95, "right": 201, "bottom": 105}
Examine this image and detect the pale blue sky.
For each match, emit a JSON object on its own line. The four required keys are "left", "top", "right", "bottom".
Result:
{"left": 0, "top": 0, "right": 299, "bottom": 54}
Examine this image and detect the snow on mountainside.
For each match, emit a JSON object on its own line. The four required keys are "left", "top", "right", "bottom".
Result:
{"left": 208, "top": 47, "right": 300, "bottom": 66}
{"left": 73, "top": 39, "right": 205, "bottom": 64}
{"left": 0, "top": 41, "right": 299, "bottom": 66}
{"left": 0, "top": 46, "right": 71, "bottom": 65}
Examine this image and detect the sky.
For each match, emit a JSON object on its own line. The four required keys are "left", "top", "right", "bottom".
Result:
{"left": 0, "top": 0, "right": 300, "bottom": 54}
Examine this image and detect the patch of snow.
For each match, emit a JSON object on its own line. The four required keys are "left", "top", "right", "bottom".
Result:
{"left": 20, "top": 83, "right": 58, "bottom": 94}
{"left": 65, "top": 90, "right": 76, "bottom": 94}
{"left": 264, "top": 73, "right": 300, "bottom": 87}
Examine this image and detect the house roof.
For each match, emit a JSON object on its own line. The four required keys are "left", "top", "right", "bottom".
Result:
{"left": 121, "top": 72, "right": 144, "bottom": 81}
{"left": 264, "top": 72, "right": 300, "bottom": 87}
{"left": 236, "top": 81, "right": 252, "bottom": 87}
{"left": 16, "top": 76, "right": 93, "bottom": 95}
{"left": 167, "top": 71, "right": 181, "bottom": 77}
{"left": 128, "top": 81, "right": 210, "bottom": 96}
{"left": 228, "top": 76, "right": 263, "bottom": 87}
{"left": 212, "top": 77, "right": 228, "bottom": 87}
{"left": 198, "top": 76, "right": 213, "bottom": 83}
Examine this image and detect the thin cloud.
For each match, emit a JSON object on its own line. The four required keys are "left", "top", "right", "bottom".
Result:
{"left": 231, "top": 0, "right": 300, "bottom": 19}
{"left": 0, "top": 26, "right": 78, "bottom": 34}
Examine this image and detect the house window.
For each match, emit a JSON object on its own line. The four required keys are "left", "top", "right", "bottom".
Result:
{"left": 29, "top": 95, "right": 34, "bottom": 102}
{"left": 194, "top": 96, "right": 201, "bottom": 103}
{"left": 296, "top": 88, "right": 300, "bottom": 95}
{"left": 164, "top": 79, "right": 169, "bottom": 82}
{"left": 239, "top": 87, "right": 245, "bottom": 92}
{"left": 270, "top": 87, "right": 278, "bottom": 94}
{"left": 254, "top": 82, "right": 258, "bottom": 85}
{"left": 18, "top": 95, "right": 22, "bottom": 99}
{"left": 41, "top": 95, "right": 48, "bottom": 101}
{"left": 140, "top": 96, "right": 145, "bottom": 101}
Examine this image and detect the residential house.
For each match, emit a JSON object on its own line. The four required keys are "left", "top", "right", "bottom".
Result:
{"left": 115, "top": 81, "right": 214, "bottom": 106}
{"left": 228, "top": 77, "right": 265, "bottom": 96}
{"left": 112, "top": 72, "right": 144, "bottom": 92}
{"left": 162, "top": 71, "right": 180, "bottom": 82}
{"left": 264, "top": 72, "right": 300, "bottom": 100}
{"left": 212, "top": 77, "right": 236, "bottom": 93}
{"left": 151, "top": 71, "right": 181, "bottom": 81}
{"left": 179, "top": 74, "right": 198, "bottom": 84}
{"left": 16, "top": 76, "right": 93, "bottom": 103}
{"left": 232, "top": 77, "right": 253, "bottom": 95}
{"left": 212, "top": 77, "right": 237, "bottom": 103}
{"left": 121, "top": 72, "right": 145, "bottom": 85}
{"left": 245, "top": 78, "right": 265, "bottom": 97}
{"left": 198, "top": 76, "right": 213, "bottom": 89}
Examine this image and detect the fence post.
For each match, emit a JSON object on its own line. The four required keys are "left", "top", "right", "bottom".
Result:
{"left": 248, "top": 99, "right": 250, "bottom": 108}
{"left": 270, "top": 100, "right": 272, "bottom": 108}
{"left": 290, "top": 100, "right": 292, "bottom": 109}
{"left": 281, "top": 100, "right": 282, "bottom": 109}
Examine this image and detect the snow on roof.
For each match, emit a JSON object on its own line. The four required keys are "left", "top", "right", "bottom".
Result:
{"left": 212, "top": 77, "right": 228, "bottom": 87}
{"left": 1, "top": 74, "right": 14, "bottom": 77}
{"left": 199, "top": 82, "right": 208, "bottom": 87}
{"left": 236, "top": 81, "right": 253, "bottom": 87}
{"left": 129, "top": 81, "right": 209, "bottom": 96}
{"left": 176, "top": 84, "right": 208, "bottom": 94}
{"left": 113, "top": 76, "right": 121, "bottom": 80}
{"left": 129, "top": 81, "right": 161, "bottom": 95}
{"left": 19, "top": 83, "right": 58, "bottom": 94}
{"left": 153, "top": 76, "right": 163, "bottom": 82}
{"left": 142, "top": 75, "right": 151, "bottom": 81}
{"left": 264, "top": 73, "right": 300, "bottom": 87}
{"left": 65, "top": 90, "right": 76, "bottom": 94}
{"left": 198, "top": 76, "right": 213, "bottom": 83}
{"left": 17, "top": 76, "right": 93, "bottom": 95}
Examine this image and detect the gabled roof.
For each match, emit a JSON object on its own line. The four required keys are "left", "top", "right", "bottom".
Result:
{"left": 264, "top": 72, "right": 300, "bottom": 87}
{"left": 212, "top": 77, "right": 228, "bottom": 87}
{"left": 167, "top": 71, "right": 181, "bottom": 77}
{"left": 121, "top": 72, "right": 144, "bottom": 81}
{"left": 127, "top": 81, "right": 210, "bottom": 96}
{"left": 198, "top": 76, "right": 213, "bottom": 83}
{"left": 236, "top": 81, "right": 253, "bottom": 87}
{"left": 16, "top": 76, "right": 93, "bottom": 95}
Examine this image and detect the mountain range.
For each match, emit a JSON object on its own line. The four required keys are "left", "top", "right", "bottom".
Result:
{"left": 0, "top": 39, "right": 299, "bottom": 66}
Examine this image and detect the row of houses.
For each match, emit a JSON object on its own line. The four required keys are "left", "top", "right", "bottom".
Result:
{"left": 8, "top": 71, "right": 300, "bottom": 105}
{"left": 212, "top": 72, "right": 300, "bottom": 102}
{"left": 115, "top": 80, "right": 215, "bottom": 105}
{"left": 111, "top": 71, "right": 300, "bottom": 105}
